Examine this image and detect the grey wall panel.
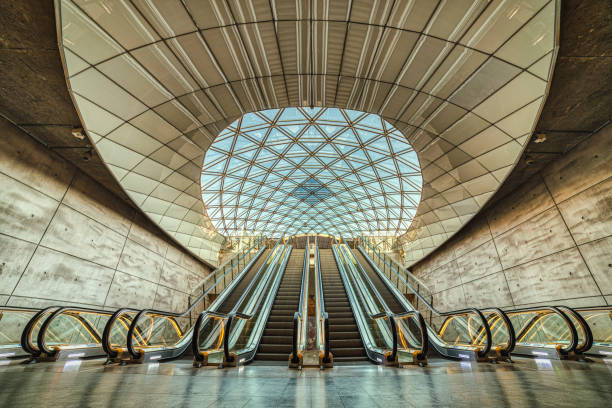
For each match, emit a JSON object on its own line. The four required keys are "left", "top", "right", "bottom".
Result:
{"left": 486, "top": 180, "right": 554, "bottom": 238}
{"left": 456, "top": 240, "right": 501, "bottom": 284}
{"left": 514, "top": 296, "right": 606, "bottom": 310}
{"left": 416, "top": 259, "right": 459, "bottom": 294}
{"left": 451, "top": 217, "right": 491, "bottom": 258}
{"left": 499, "top": 248, "right": 599, "bottom": 306}
{"left": 462, "top": 272, "right": 513, "bottom": 309}
{"left": 153, "top": 285, "right": 188, "bottom": 313}
{"left": 159, "top": 260, "right": 190, "bottom": 294}
{"left": 0, "top": 235, "right": 36, "bottom": 295}
{"left": 127, "top": 213, "right": 169, "bottom": 257}
{"left": 0, "top": 118, "right": 73, "bottom": 201}
{"left": 0, "top": 113, "right": 213, "bottom": 313}
{"left": 116, "top": 239, "right": 164, "bottom": 283}
{"left": 13, "top": 247, "right": 115, "bottom": 305}
{"left": 40, "top": 204, "right": 126, "bottom": 269}
{"left": 0, "top": 173, "right": 59, "bottom": 243}
{"left": 6, "top": 295, "right": 101, "bottom": 310}
{"left": 411, "top": 124, "right": 611, "bottom": 311}
{"left": 104, "top": 271, "right": 157, "bottom": 310}
{"left": 543, "top": 124, "right": 612, "bottom": 203}
{"left": 494, "top": 207, "right": 574, "bottom": 269}
{"left": 558, "top": 178, "right": 612, "bottom": 245}
{"left": 62, "top": 173, "right": 133, "bottom": 236}
{"left": 578, "top": 236, "right": 612, "bottom": 296}
{"left": 432, "top": 285, "right": 466, "bottom": 312}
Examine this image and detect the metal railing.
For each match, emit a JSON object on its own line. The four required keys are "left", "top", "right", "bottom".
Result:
{"left": 124, "top": 235, "right": 267, "bottom": 360}
{"left": 334, "top": 242, "right": 428, "bottom": 365}
{"left": 191, "top": 237, "right": 290, "bottom": 366}
{"left": 290, "top": 237, "right": 310, "bottom": 366}
{"left": 358, "top": 238, "right": 497, "bottom": 360}
{"left": 314, "top": 237, "right": 331, "bottom": 364}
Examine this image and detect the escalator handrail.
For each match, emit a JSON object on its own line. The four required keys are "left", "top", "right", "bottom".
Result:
{"left": 291, "top": 237, "right": 310, "bottom": 364}
{"left": 36, "top": 306, "right": 109, "bottom": 356}
{"left": 510, "top": 306, "right": 579, "bottom": 354}
{"left": 191, "top": 310, "right": 231, "bottom": 361}
{"left": 356, "top": 244, "right": 493, "bottom": 358}
{"left": 126, "top": 240, "right": 267, "bottom": 359}
{"left": 342, "top": 244, "right": 436, "bottom": 359}
{"left": 22, "top": 305, "right": 115, "bottom": 357}
{"left": 360, "top": 236, "right": 432, "bottom": 297}
{"left": 222, "top": 241, "right": 290, "bottom": 363}
{"left": 130, "top": 237, "right": 265, "bottom": 322}
{"left": 557, "top": 306, "right": 593, "bottom": 353}
{"left": 388, "top": 310, "right": 429, "bottom": 362}
{"left": 481, "top": 307, "right": 516, "bottom": 355}
{"left": 102, "top": 307, "right": 140, "bottom": 358}
{"left": 21, "top": 306, "right": 60, "bottom": 356}
{"left": 192, "top": 237, "right": 285, "bottom": 363}
{"left": 314, "top": 237, "right": 330, "bottom": 362}
{"left": 341, "top": 244, "right": 394, "bottom": 317}
{"left": 334, "top": 244, "right": 428, "bottom": 362}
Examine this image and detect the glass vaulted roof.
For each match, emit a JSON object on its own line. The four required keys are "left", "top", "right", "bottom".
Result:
{"left": 201, "top": 107, "right": 422, "bottom": 238}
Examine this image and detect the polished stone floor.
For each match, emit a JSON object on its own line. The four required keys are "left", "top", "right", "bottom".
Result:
{"left": 0, "top": 357, "right": 610, "bottom": 407}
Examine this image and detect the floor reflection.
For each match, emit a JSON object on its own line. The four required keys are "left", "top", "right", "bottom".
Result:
{"left": 0, "top": 357, "right": 610, "bottom": 407}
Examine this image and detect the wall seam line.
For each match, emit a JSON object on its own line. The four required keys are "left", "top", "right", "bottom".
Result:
{"left": 540, "top": 172, "right": 606, "bottom": 300}
{"left": 7, "top": 170, "right": 77, "bottom": 301}
{"left": 484, "top": 213, "right": 516, "bottom": 308}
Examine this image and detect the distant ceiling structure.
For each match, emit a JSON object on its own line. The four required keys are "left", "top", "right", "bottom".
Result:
{"left": 55, "top": 0, "right": 559, "bottom": 266}
{"left": 201, "top": 107, "right": 422, "bottom": 237}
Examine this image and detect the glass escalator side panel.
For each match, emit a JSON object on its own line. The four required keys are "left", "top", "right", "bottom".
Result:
{"left": 394, "top": 314, "right": 426, "bottom": 357}
{"left": 484, "top": 312, "right": 511, "bottom": 350}
{"left": 108, "top": 312, "right": 136, "bottom": 351}
{"left": 42, "top": 311, "right": 111, "bottom": 350}
{"left": 510, "top": 311, "right": 571, "bottom": 348}
{"left": 228, "top": 245, "right": 290, "bottom": 354}
{"left": 579, "top": 308, "right": 612, "bottom": 345}
{"left": 0, "top": 309, "right": 38, "bottom": 352}
{"left": 434, "top": 313, "right": 488, "bottom": 349}
{"left": 129, "top": 239, "right": 266, "bottom": 355}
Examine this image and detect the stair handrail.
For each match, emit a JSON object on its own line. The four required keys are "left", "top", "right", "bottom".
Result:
{"left": 291, "top": 237, "right": 310, "bottom": 364}
{"left": 357, "top": 239, "right": 493, "bottom": 358}
{"left": 334, "top": 243, "right": 428, "bottom": 363}
{"left": 191, "top": 236, "right": 286, "bottom": 364}
{"left": 222, "top": 238, "right": 291, "bottom": 364}
{"left": 358, "top": 237, "right": 593, "bottom": 356}
{"left": 126, "top": 235, "right": 266, "bottom": 359}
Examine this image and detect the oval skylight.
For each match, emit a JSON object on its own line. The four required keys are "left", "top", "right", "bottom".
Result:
{"left": 201, "top": 107, "right": 422, "bottom": 237}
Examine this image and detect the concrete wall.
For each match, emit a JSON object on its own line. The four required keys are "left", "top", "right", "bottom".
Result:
{"left": 0, "top": 118, "right": 213, "bottom": 312}
{"left": 411, "top": 124, "right": 611, "bottom": 311}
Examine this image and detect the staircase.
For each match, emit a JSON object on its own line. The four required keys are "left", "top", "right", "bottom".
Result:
{"left": 216, "top": 249, "right": 270, "bottom": 314}
{"left": 352, "top": 249, "right": 404, "bottom": 314}
{"left": 255, "top": 249, "right": 305, "bottom": 361}
{"left": 320, "top": 249, "right": 367, "bottom": 363}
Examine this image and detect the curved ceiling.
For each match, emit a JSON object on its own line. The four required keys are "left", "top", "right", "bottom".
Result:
{"left": 55, "top": 0, "right": 559, "bottom": 266}
{"left": 202, "top": 107, "right": 421, "bottom": 237}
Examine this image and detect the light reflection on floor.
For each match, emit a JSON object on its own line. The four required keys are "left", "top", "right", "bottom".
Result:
{"left": 0, "top": 357, "right": 610, "bottom": 407}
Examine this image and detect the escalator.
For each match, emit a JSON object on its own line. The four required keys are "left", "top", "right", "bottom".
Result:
{"left": 16, "top": 237, "right": 269, "bottom": 363}
{"left": 357, "top": 237, "right": 600, "bottom": 361}
{"left": 352, "top": 249, "right": 404, "bottom": 315}
{"left": 255, "top": 249, "right": 305, "bottom": 361}
{"left": 320, "top": 249, "right": 367, "bottom": 363}
{"left": 192, "top": 242, "right": 293, "bottom": 366}
{"left": 215, "top": 249, "right": 270, "bottom": 316}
